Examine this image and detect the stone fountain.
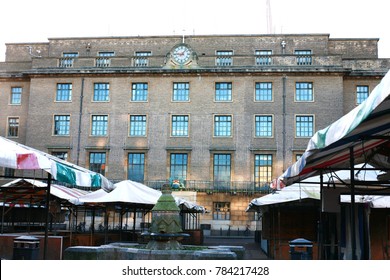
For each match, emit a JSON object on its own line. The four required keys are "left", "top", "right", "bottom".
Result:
{"left": 64, "top": 184, "right": 244, "bottom": 260}
{"left": 141, "top": 184, "right": 190, "bottom": 250}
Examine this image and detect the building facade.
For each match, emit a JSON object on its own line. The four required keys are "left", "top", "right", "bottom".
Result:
{"left": 1, "top": 34, "right": 389, "bottom": 232}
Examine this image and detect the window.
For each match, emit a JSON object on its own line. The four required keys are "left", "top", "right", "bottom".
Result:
{"left": 89, "top": 152, "right": 106, "bottom": 175}
{"left": 170, "top": 153, "right": 188, "bottom": 181}
{"left": 59, "top": 52, "right": 78, "bottom": 68}
{"left": 51, "top": 151, "right": 68, "bottom": 161}
{"left": 254, "top": 154, "right": 273, "bottom": 186}
{"left": 56, "top": 83, "right": 72, "bottom": 101}
{"left": 93, "top": 83, "right": 110, "bottom": 101}
{"left": 295, "top": 50, "right": 312, "bottom": 65}
{"left": 295, "top": 82, "right": 313, "bottom": 101}
{"left": 128, "top": 153, "right": 145, "bottom": 182}
{"left": 96, "top": 52, "right": 114, "bottom": 67}
{"left": 7, "top": 117, "right": 19, "bottom": 137}
{"left": 213, "top": 154, "right": 231, "bottom": 183}
{"left": 295, "top": 153, "right": 303, "bottom": 162}
{"left": 134, "top": 51, "right": 151, "bottom": 67}
{"left": 4, "top": 168, "right": 15, "bottom": 177}
{"left": 131, "top": 83, "right": 148, "bottom": 101}
{"left": 54, "top": 115, "right": 70, "bottom": 136}
{"left": 10, "top": 87, "right": 22, "bottom": 104}
{"left": 255, "top": 82, "right": 272, "bottom": 101}
{"left": 357, "top": 85, "right": 369, "bottom": 105}
{"left": 215, "top": 82, "right": 232, "bottom": 101}
{"left": 296, "top": 115, "right": 314, "bottom": 137}
{"left": 214, "top": 115, "right": 232, "bottom": 137}
{"left": 255, "top": 115, "right": 273, "bottom": 137}
{"left": 91, "top": 115, "right": 108, "bottom": 136}
{"left": 171, "top": 115, "right": 189, "bottom": 137}
{"left": 129, "top": 115, "right": 147, "bottom": 136}
{"left": 173, "top": 82, "right": 189, "bottom": 101}
{"left": 213, "top": 202, "right": 230, "bottom": 220}
{"left": 255, "top": 50, "right": 272, "bottom": 65}
{"left": 216, "top": 51, "right": 233, "bottom": 66}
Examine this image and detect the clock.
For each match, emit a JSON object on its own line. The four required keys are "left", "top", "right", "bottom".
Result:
{"left": 172, "top": 44, "right": 192, "bottom": 65}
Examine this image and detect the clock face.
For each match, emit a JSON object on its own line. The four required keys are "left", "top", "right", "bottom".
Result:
{"left": 172, "top": 45, "right": 191, "bottom": 64}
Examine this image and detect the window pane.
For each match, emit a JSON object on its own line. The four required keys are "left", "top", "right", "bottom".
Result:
{"left": 213, "top": 202, "right": 230, "bottom": 220}
{"left": 130, "top": 115, "right": 146, "bottom": 136}
{"left": 215, "top": 82, "right": 232, "bottom": 101}
{"left": 173, "top": 82, "right": 189, "bottom": 101}
{"left": 91, "top": 115, "right": 108, "bottom": 136}
{"left": 56, "top": 83, "right": 72, "bottom": 101}
{"left": 295, "top": 82, "right": 313, "bottom": 101}
{"left": 172, "top": 115, "right": 189, "bottom": 136}
{"left": 216, "top": 51, "right": 233, "bottom": 66}
{"left": 357, "top": 85, "right": 369, "bottom": 104}
{"left": 255, "top": 82, "right": 272, "bottom": 101}
{"left": 214, "top": 115, "right": 232, "bottom": 136}
{"left": 255, "top": 115, "right": 273, "bottom": 137}
{"left": 170, "top": 153, "right": 187, "bottom": 181}
{"left": 11, "top": 87, "right": 22, "bottom": 104}
{"left": 8, "top": 118, "right": 19, "bottom": 137}
{"left": 93, "top": 83, "right": 110, "bottom": 101}
{"left": 128, "top": 153, "right": 145, "bottom": 182}
{"left": 296, "top": 115, "right": 314, "bottom": 137}
{"left": 131, "top": 83, "right": 148, "bottom": 101}
{"left": 254, "top": 154, "right": 273, "bottom": 185}
{"left": 213, "top": 154, "right": 231, "bottom": 183}
{"left": 54, "top": 115, "right": 70, "bottom": 135}
{"left": 89, "top": 152, "right": 106, "bottom": 175}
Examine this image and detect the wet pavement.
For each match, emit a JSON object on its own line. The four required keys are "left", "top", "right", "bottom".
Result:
{"left": 203, "top": 236, "right": 270, "bottom": 260}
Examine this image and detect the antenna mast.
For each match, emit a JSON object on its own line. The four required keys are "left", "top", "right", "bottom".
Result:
{"left": 266, "top": 0, "right": 273, "bottom": 34}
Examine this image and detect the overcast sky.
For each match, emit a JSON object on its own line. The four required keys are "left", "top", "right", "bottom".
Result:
{"left": 1, "top": 0, "right": 389, "bottom": 61}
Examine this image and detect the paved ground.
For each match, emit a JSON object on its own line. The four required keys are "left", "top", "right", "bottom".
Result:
{"left": 203, "top": 236, "right": 270, "bottom": 260}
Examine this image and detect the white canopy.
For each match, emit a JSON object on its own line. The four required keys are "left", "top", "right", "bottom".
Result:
{"left": 247, "top": 164, "right": 389, "bottom": 211}
{"left": 78, "top": 180, "right": 205, "bottom": 212}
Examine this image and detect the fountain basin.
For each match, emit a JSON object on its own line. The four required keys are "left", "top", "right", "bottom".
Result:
{"left": 63, "top": 242, "right": 243, "bottom": 260}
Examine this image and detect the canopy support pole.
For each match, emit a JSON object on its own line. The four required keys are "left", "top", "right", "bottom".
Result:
{"left": 349, "top": 147, "right": 357, "bottom": 260}
{"left": 43, "top": 173, "right": 52, "bottom": 260}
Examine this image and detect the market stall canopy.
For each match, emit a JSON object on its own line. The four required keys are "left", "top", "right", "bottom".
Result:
{"left": 0, "top": 136, "right": 113, "bottom": 191}
{"left": 279, "top": 70, "right": 390, "bottom": 186}
{"left": 0, "top": 178, "right": 90, "bottom": 206}
{"left": 248, "top": 164, "right": 384, "bottom": 212}
{"left": 78, "top": 180, "right": 205, "bottom": 213}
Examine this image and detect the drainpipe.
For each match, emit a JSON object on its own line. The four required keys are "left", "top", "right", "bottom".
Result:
{"left": 282, "top": 75, "right": 287, "bottom": 170}
{"left": 76, "top": 78, "right": 85, "bottom": 165}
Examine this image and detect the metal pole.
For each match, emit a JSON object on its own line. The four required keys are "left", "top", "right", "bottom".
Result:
{"left": 350, "top": 147, "right": 357, "bottom": 260}
{"left": 43, "top": 173, "right": 52, "bottom": 260}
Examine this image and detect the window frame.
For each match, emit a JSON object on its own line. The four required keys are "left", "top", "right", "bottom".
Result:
{"left": 53, "top": 115, "right": 71, "bottom": 136}
{"left": 10, "top": 87, "right": 22, "bottom": 105}
{"left": 215, "top": 82, "right": 232, "bottom": 102}
{"left": 127, "top": 152, "right": 145, "bottom": 182}
{"left": 91, "top": 115, "right": 108, "bottom": 136}
{"left": 295, "top": 82, "right": 314, "bottom": 102}
{"left": 93, "top": 83, "right": 110, "bottom": 102}
{"left": 356, "top": 85, "right": 369, "bottom": 105}
{"left": 171, "top": 115, "right": 189, "bottom": 137}
{"left": 172, "top": 82, "right": 190, "bottom": 102}
{"left": 255, "top": 115, "right": 273, "bottom": 138}
{"left": 213, "top": 115, "right": 232, "bottom": 137}
{"left": 89, "top": 152, "right": 106, "bottom": 175}
{"left": 7, "top": 117, "right": 19, "bottom": 138}
{"left": 131, "top": 82, "right": 149, "bottom": 102}
{"left": 255, "top": 82, "right": 273, "bottom": 102}
{"left": 56, "top": 83, "right": 72, "bottom": 102}
{"left": 295, "top": 115, "right": 314, "bottom": 138}
{"left": 254, "top": 154, "right": 273, "bottom": 186}
{"left": 129, "top": 115, "right": 147, "bottom": 137}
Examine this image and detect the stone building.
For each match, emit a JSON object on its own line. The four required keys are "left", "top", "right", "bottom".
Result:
{"left": 1, "top": 34, "right": 389, "bottom": 233}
